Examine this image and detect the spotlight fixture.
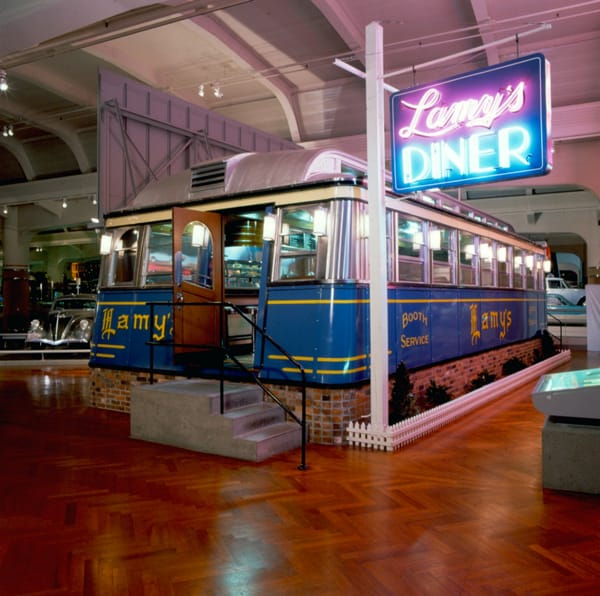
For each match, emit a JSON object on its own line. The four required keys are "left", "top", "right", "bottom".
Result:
{"left": 198, "top": 83, "right": 205, "bottom": 97}
{"left": 0, "top": 70, "right": 7, "bottom": 92}
{"left": 213, "top": 83, "right": 223, "bottom": 99}
{"left": 2, "top": 205, "right": 7, "bottom": 215}
{"left": 62, "top": 198, "right": 68, "bottom": 209}
{"left": 2, "top": 124, "right": 14, "bottom": 137}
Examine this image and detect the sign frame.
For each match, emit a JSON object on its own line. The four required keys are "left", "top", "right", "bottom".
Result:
{"left": 390, "top": 53, "right": 552, "bottom": 193}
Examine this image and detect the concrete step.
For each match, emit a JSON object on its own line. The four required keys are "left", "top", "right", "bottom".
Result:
{"left": 132, "top": 379, "right": 263, "bottom": 415}
{"left": 237, "top": 421, "right": 303, "bottom": 462}
{"left": 130, "top": 379, "right": 303, "bottom": 462}
{"left": 223, "top": 402, "right": 285, "bottom": 435}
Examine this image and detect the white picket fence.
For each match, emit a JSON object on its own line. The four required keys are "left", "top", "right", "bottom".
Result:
{"left": 346, "top": 350, "right": 572, "bottom": 451}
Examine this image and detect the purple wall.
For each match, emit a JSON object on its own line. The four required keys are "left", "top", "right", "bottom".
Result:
{"left": 98, "top": 69, "right": 298, "bottom": 214}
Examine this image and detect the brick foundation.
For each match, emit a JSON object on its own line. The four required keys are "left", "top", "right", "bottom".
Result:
{"left": 89, "top": 337, "right": 544, "bottom": 444}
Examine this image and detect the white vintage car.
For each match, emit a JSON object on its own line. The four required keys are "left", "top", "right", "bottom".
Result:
{"left": 26, "top": 294, "right": 97, "bottom": 348}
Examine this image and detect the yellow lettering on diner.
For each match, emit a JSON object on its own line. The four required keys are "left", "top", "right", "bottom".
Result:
{"left": 401, "top": 311, "right": 429, "bottom": 328}
{"left": 101, "top": 308, "right": 116, "bottom": 340}
{"left": 152, "top": 312, "right": 171, "bottom": 342}
{"left": 133, "top": 313, "right": 150, "bottom": 331}
{"left": 400, "top": 334, "right": 430, "bottom": 348}
{"left": 470, "top": 303, "right": 481, "bottom": 345}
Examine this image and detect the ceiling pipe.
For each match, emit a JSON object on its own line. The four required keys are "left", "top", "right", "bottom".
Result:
{"left": 334, "top": 23, "right": 551, "bottom": 92}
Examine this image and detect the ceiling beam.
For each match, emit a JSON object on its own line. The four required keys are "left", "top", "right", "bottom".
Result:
{"left": 0, "top": 172, "right": 97, "bottom": 203}
{"left": 311, "top": 0, "right": 364, "bottom": 60}
{"left": 0, "top": 137, "right": 35, "bottom": 180}
{"left": 469, "top": 0, "right": 500, "bottom": 64}
{"left": 14, "top": 63, "right": 96, "bottom": 107}
{"left": 0, "top": 96, "right": 91, "bottom": 173}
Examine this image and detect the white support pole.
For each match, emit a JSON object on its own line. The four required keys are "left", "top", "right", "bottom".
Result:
{"left": 366, "top": 21, "right": 389, "bottom": 431}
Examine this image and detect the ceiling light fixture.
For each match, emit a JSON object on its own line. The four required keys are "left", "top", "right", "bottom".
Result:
{"left": 0, "top": 70, "right": 7, "bottom": 92}
{"left": 198, "top": 83, "right": 205, "bottom": 97}
{"left": 213, "top": 83, "right": 223, "bottom": 99}
{"left": 62, "top": 198, "right": 67, "bottom": 208}
{"left": 2, "top": 206, "right": 7, "bottom": 215}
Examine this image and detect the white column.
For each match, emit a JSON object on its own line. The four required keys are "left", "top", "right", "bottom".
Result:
{"left": 366, "top": 21, "right": 389, "bottom": 430}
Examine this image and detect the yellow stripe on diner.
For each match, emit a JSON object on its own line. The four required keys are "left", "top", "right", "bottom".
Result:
{"left": 270, "top": 352, "right": 385, "bottom": 365}
{"left": 317, "top": 354, "right": 367, "bottom": 363}
{"left": 267, "top": 299, "right": 369, "bottom": 305}
{"left": 281, "top": 367, "right": 314, "bottom": 374}
{"left": 92, "top": 352, "right": 116, "bottom": 359}
{"left": 316, "top": 365, "right": 368, "bottom": 375}
{"left": 98, "top": 301, "right": 151, "bottom": 306}
{"left": 391, "top": 297, "right": 544, "bottom": 303}
{"left": 96, "top": 343, "right": 126, "bottom": 350}
{"left": 268, "top": 354, "right": 314, "bottom": 362}
{"left": 268, "top": 296, "right": 544, "bottom": 306}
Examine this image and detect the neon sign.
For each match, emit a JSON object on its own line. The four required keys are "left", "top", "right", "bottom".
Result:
{"left": 390, "top": 53, "right": 552, "bottom": 193}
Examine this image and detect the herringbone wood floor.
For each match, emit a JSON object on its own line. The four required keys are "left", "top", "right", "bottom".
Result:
{"left": 1, "top": 352, "right": 600, "bottom": 595}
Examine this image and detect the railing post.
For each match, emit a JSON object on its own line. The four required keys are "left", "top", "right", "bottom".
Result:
{"left": 149, "top": 302, "right": 155, "bottom": 384}
{"left": 298, "top": 380, "right": 307, "bottom": 471}
{"left": 219, "top": 301, "right": 225, "bottom": 415}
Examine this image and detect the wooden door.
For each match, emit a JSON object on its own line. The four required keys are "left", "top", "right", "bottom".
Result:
{"left": 172, "top": 207, "right": 223, "bottom": 362}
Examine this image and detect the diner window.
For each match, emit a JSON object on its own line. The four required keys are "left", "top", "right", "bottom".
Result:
{"left": 535, "top": 255, "right": 546, "bottom": 290}
{"left": 496, "top": 243, "right": 510, "bottom": 288}
{"left": 144, "top": 222, "right": 173, "bottom": 285}
{"left": 430, "top": 225, "right": 455, "bottom": 284}
{"left": 396, "top": 217, "right": 425, "bottom": 282}
{"left": 524, "top": 252, "right": 536, "bottom": 289}
{"left": 276, "top": 205, "right": 322, "bottom": 280}
{"left": 479, "top": 237, "right": 494, "bottom": 287}
{"left": 459, "top": 232, "right": 476, "bottom": 285}
{"left": 513, "top": 249, "right": 525, "bottom": 289}
{"left": 111, "top": 227, "right": 139, "bottom": 285}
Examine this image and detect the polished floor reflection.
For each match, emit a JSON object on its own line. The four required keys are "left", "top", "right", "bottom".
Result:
{"left": 1, "top": 351, "right": 600, "bottom": 594}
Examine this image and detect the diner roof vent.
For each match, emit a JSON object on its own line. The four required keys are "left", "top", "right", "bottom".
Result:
{"left": 190, "top": 161, "right": 226, "bottom": 191}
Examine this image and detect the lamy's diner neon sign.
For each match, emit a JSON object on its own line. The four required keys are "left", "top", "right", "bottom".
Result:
{"left": 390, "top": 53, "right": 552, "bottom": 193}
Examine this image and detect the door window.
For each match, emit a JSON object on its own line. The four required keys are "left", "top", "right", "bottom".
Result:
{"left": 177, "top": 221, "right": 213, "bottom": 289}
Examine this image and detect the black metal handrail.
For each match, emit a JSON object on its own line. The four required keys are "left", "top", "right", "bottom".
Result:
{"left": 546, "top": 312, "right": 564, "bottom": 351}
{"left": 146, "top": 300, "right": 308, "bottom": 470}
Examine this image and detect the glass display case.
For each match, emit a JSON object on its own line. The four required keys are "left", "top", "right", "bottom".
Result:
{"left": 532, "top": 367, "right": 600, "bottom": 419}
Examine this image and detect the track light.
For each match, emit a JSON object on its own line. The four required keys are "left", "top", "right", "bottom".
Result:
{"left": 62, "top": 198, "right": 68, "bottom": 209}
{"left": 2, "top": 206, "right": 7, "bottom": 215}
{"left": 2, "top": 124, "right": 14, "bottom": 137}
{"left": 0, "top": 70, "right": 7, "bottom": 92}
{"left": 198, "top": 82, "right": 223, "bottom": 99}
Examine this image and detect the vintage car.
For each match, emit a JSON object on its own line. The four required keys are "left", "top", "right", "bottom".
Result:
{"left": 546, "top": 294, "right": 587, "bottom": 326}
{"left": 25, "top": 294, "right": 97, "bottom": 348}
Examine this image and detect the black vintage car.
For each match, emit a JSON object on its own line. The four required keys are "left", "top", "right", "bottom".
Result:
{"left": 25, "top": 294, "right": 97, "bottom": 348}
